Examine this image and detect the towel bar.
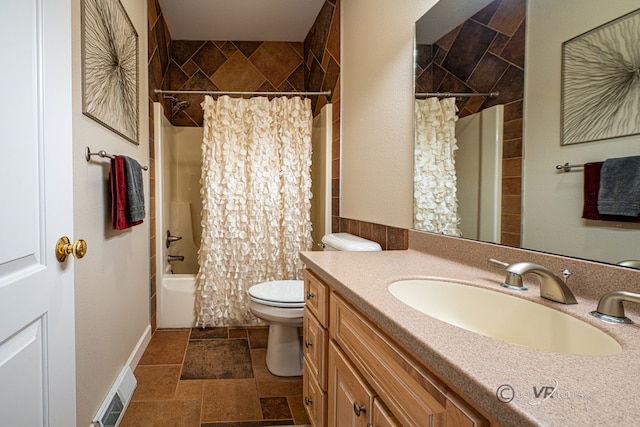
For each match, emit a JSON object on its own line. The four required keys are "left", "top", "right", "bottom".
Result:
{"left": 85, "top": 146, "right": 148, "bottom": 170}
{"left": 555, "top": 162, "right": 584, "bottom": 172}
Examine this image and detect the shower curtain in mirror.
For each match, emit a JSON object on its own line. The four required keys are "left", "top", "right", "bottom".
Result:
{"left": 196, "top": 95, "right": 313, "bottom": 326}
{"left": 414, "top": 97, "right": 461, "bottom": 235}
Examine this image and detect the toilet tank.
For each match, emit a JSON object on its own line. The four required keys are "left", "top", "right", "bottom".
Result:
{"left": 321, "top": 233, "right": 382, "bottom": 251}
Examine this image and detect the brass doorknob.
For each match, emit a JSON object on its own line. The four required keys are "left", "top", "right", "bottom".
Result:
{"left": 56, "top": 236, "right": 87, "bottom": 263}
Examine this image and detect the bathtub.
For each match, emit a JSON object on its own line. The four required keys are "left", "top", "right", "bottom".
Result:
{"left": 157, "top": 274, "right": 196, "bottom": 328}
{"left": 154, "top": 102, "right": 199, "bottom": 329}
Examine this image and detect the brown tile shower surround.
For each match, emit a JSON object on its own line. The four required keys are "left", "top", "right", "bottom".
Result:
{"left": 148, "top": 0, "right": 339, "bottom": 127}
{"left": 121, "top": 326, "right": 310, "bottom": 426}
{"left": 416, "top": 0, "right": 526, "bottom": 247}
{"left": 163, "top": 40, "right": 306, "bottom": 126}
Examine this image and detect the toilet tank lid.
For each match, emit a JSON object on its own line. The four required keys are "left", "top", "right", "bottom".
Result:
{"left": 322, "top": 233, "right": 382, "bottom": 251}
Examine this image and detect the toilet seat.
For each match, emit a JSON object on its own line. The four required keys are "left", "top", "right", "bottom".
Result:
{"left": 248, "top": 280, "right": 305, "bottom": 308}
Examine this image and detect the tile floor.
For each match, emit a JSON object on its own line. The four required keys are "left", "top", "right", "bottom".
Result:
{"left": 120, "top": 326, "right": 310, "bottom": 427}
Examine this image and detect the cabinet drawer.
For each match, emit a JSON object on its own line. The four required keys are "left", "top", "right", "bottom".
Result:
{"left": 304, "top": 270, "right": 329, "bottom": 327}
{"left": 330, "top": 293, "right": 445, "bottom": 427}
{"left": 304, "top": 362, "right": 327, "bottom": 427}
{"left": 304, "top": 307, "right": 328, "bottom": 391}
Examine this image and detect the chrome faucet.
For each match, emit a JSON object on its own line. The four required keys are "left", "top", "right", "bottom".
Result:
{"left": 617, "top": 260, "right": 640, "bottom": 269}
{"left": 488, "top": 259, "right": 578, "bottom": 304}
{"left": 590, "top": 291, "right": 640, "bottom": 324}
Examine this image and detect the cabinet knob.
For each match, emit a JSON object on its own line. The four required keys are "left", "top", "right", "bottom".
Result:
{"left": 305, "top": 340, "right": 313, "bottom": 348}
{"left": 305, "top": 396, "right": 313, "bottom": 406}
{"left": 306, "top": 291, "right": 315, "bottom": 299}
{"left": 353, "top": 402, "right": 366, "bottom": 417}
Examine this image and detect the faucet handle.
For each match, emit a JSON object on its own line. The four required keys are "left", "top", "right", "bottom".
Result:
{"left": 561, "top": 269, "right": 572, "bottom": 284}
{"left": 488, "top": 258, "right": 526, "bottom": 290}
{"left": 166, "top": 230, "right": 183, "bottom": 248}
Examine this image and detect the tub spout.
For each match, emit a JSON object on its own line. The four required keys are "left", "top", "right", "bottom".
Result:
{"left": 167, "top": 255, "right": 184, "bottom": 262}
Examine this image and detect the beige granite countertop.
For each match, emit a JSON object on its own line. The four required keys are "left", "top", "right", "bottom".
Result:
{"left": 300, "top": 245, "right": 640, "bottom": 426}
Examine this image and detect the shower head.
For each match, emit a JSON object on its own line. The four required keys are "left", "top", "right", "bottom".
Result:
{"left": 171, "top": 97, "right": 190, "bottom": 113}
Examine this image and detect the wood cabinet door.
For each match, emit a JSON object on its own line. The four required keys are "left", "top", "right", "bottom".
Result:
{"left": 328, "top": 342, "right": 374, "bottom": 427}
{"left": 331, "top": 293, "right": 445, "bottom": 426}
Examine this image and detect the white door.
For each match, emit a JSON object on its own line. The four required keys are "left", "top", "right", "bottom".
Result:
{"left": 0, "top": 0, "right": 76, "bottom": 426}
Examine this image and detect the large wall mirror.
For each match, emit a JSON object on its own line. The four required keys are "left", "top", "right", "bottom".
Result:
{"left": 414, "top": 0, "right": 640, "bottom": 266}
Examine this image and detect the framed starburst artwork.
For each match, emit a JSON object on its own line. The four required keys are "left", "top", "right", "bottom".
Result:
{"left": 561, "top": 8, "right": 640, "bottom": 145}
{"left": 82, "top": 0, "right": 139, "bottom": 144}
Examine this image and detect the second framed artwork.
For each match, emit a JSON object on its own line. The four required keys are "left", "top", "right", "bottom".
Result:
{"left": 81, "top": 0, "right": 139, "bottom": 145}
{"left": 561, "top": 8, "right": 640, "bottom": 145}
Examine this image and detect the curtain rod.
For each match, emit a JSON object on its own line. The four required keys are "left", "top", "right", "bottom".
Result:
{"left": 415, "top": 91, "right": 499, "bottom": 98}
{"left": 155, "top": 89, "right": 331, "bottom": 97}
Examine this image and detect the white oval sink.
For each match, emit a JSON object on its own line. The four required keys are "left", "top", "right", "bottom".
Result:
{"left": 388, "top": 279, "right": 621, "bottom": 356}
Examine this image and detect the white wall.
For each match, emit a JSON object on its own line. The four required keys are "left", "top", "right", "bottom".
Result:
{"left": 341, "top": 0, "right": 438, "bottom": 229}
{"left": 523, "top": 0, "right": 640, "bottom": 263}
{"left": 72, "top": 0, "right": 150, "bottom": 424}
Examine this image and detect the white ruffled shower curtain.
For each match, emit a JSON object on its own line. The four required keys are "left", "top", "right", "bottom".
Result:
{"left": 195, "top": 95, "right": 313, "bottom": 326}
{"left": 413, "top": 97, "right": 461, "bottom": 235}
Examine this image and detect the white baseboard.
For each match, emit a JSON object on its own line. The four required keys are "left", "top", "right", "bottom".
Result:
{"left": 125, "top": 323, "right": 152, "bottom": 370}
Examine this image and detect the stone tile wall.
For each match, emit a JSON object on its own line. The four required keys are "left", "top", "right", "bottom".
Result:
{"left": 165, "top": 40, "right": 306, "bottom": 126}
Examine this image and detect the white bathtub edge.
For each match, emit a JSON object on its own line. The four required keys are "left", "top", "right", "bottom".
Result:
{"left": 157, "top": 274, "right": 197, "bottom": 329}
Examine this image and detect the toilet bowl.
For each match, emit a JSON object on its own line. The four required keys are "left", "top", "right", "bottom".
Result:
{"left": 249, "top": 233, "right": 382, "bottom": 377}
{"left": 248, "top": 280, "right": 305, "bottom": 376}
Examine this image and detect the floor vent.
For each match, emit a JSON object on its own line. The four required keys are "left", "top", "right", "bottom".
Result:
{"left": 92, "top": 366, "right": 137, "bottom": 427}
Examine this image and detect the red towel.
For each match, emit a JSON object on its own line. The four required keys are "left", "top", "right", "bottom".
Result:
{"left": 582, "top": 162, "right": 603, "bottom": 220}
{"left": 110, "top": 156, "right": 143, "bottom": 230}
{"left": 582, "top": 161, "right": 640, "bottom": 222}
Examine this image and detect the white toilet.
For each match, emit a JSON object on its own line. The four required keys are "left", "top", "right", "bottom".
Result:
{"left": 248, "top": 232, "right": 382, "bottom": 376}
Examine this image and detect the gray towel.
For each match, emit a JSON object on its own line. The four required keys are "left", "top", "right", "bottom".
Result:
{"left": 597, "top": 156, "right": 640, "bottom": 217}
{"left": 122, "top": 156, "right": 145, "bottom": 222}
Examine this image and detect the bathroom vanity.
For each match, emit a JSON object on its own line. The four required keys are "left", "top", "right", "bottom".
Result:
{"left": 300, "top": 230, "right": 640, "bottom": 426}
{"left": 303, "top": 268, "right": 494, "bottom": 427}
